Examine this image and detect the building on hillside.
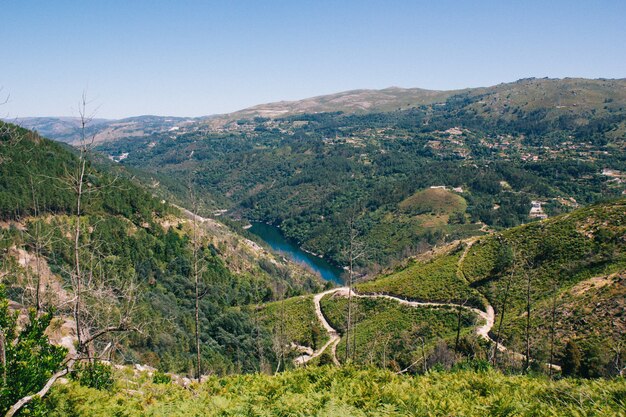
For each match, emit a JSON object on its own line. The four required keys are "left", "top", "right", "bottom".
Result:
{"left": 529, "top": 200, "right": 548, "bottom": 219}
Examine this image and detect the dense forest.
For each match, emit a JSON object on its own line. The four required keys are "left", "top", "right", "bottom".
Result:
{"left": 93, "top": 83, "right": 626, "bottom": 269}
{"left": 0, "top": 121, "right": 324, "bottom": 386}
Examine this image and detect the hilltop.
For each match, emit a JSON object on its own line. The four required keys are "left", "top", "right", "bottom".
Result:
{"left": 13, "top": 77, "right": 626, "bottom": 145}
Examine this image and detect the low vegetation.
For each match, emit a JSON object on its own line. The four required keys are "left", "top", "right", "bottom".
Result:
{"left": 37, "top": 366, "right": 626, "bottom": 416}
{"left": 320, "top": 295, "right": 476, "bottom": 370}
{"left": 356, "top": 248, "right": 486, "bottom": 308}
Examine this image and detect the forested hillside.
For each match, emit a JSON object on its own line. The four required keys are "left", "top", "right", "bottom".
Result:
{"left": 0, "top": 121, "right": 324, "bottom": 379}
{"left": 77, "top": 78, "right": 626, "bottom": 269}
{"left": 354, "top": 199, "right": 626, "bottom": 376}
{"left": 3, "top": 80, "right": 626, "bottom": 415}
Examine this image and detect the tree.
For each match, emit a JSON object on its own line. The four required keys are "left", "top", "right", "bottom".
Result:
{"left": 522, "top": 261, "right": 532, "bottom": 372}
{"left": 455, "top": 298, "right": 468, "bottom": 355}
{"left": 580, "top": 341, "right": 608, "bottom": 378}
{"left": 0, "top": 286, "right": 66, "bottom": 416}
{"left": 4, "top": 95, "right": 140, "bottom": 416}
{"left": 493, "top": 244, "right": 516, "bottom": 367}
{"left": 272, "top": 280, "right": 288, "bottom": 373}
{"left": 25, "top": 177, "right": 55, "bottom": 315}
{"left": 562, "top": 340, "right": 581, "bottom": 377}
{"left": 188, "top": 183, "right": 209, "bottom": 382}
{"left": 548, "top": 277, "right": 559, "bottom": 378}
{"left": 343, "top": 211, "right": 366, "bottom": 362}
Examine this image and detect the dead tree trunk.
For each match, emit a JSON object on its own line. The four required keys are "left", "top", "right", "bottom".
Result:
{"left": 493, "top": 260, "right": 515, "bottom": 367}
{"left": 189, "top": 184, "right": 204, "bottom": 382}
{"left": 524, "top": 268, "right": 532, "bottom": 372}
{"left": 72, "top": 104, "right": 89, "bottom": 350}
{"left": 344, "top": 213, "right": 366, "bottom": 363}
{"left": 0, "top": 329, "right": 6, "bottom": 386}
{"left": 549, "top": 282, "right": 558, "bottom": 378}
{"left": 455, "top": 299, "right": 467, "bottom": 354}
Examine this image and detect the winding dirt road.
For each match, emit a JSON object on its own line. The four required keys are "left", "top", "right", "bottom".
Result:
{"left": 295, "top": 287, "right": 498, "bottom": 365}
{"left": 294, "top": 289, "right": 342, "bottom": 365}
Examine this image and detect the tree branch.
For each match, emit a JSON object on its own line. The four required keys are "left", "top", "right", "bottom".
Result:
{"left": 4, "top": 358, "right": 75, "bottom": 417}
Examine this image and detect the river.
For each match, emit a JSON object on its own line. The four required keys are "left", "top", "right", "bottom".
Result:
{"left": 248, "top": 222, "right": 344, "bottom": 285}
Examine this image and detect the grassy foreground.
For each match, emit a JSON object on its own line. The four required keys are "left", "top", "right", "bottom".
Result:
{"left": 42, "top": 366, "right": 626, "bottom": 416}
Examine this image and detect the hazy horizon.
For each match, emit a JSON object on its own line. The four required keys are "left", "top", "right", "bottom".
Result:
{"left": 5, "top": 76, "right": 625, "bottom": 121}
{"left": 3, "top": 0, "right": 626, "bottom": 119}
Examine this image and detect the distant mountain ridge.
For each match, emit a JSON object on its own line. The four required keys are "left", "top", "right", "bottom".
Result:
{"left": 11, "top": 77, "right": 626, "bottom": 144}
{"left": 10, "top": 115, "right": 199, "bottom": 144}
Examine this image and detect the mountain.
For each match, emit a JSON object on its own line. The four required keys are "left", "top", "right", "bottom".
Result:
{"left": 80, "top": 77, "right": 626, "bottom": 270}
{"left": 13, "top": 78, "right": 626, "bottom": 144}
{"left": 11, "top": 115, "right": 198, "bottom": 145}
{"left": 202, "top": 86, "right": 460, "bottom": 124}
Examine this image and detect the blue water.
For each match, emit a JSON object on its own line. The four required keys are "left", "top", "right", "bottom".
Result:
{"left": 248, "top": 222, "right": 344, "bottom": 285}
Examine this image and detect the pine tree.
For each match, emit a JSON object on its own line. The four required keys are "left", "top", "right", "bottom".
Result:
{"left": 562, "top": 340, "right": 581, "bottom": 377}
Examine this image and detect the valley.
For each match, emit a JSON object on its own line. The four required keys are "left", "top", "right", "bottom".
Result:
{"left": 2, "top": 78, "right": 626, "bottom": 416}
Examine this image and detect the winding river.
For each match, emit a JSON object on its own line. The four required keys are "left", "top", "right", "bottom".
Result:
{"left": 248, "top": 222, "right": 344, "bottom": 285}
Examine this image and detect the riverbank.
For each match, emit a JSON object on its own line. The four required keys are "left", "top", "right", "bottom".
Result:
{"left": 248, "top": 222, "right": 345, "bottom": 284}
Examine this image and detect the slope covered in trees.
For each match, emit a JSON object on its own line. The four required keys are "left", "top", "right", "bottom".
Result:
{"left": 0, "top": 121, "right": 324, "bottom": 385}
{"left": 352, "top": 199, "right": 626, "bottom": 376}
{"left": 83, "top": 78, "right": 626, "bottom": 269}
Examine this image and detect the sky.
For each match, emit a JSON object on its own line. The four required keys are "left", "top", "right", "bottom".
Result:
{"left": 2, "top": 0, "right": 625, "bottom": 119}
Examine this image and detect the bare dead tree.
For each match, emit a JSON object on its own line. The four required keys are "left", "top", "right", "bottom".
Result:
{"left": 0, "top": 329, "right": 5, "bottom": 386}
{"left": 344, "top": 212, "right": 366, "bottom": 362}
{"left": 25, "top": 176, "right": 56, "bottom": 315}
{"left": 67, "top": 93, "right": 94, "bottom": 349}
{"left": 548, "top": 277, "right": 559, "bottom": 378}
{"left": 6, "top": 94, "right": 139, "bottom": 417}
{"left": 272, "top": 280, "right": 288, "bottom": 374}
{"left": 251, "top": 275, "right": 267, "bottom": 373}
{"left": 188, "top": 182, "right": 209, "bottom": 382}
{"left": 455, "top": 298, "right": 468, "bottom": 354}
{"left": 493, "top": 248, "right": 517, "bottom": 367}
{"left": 523, "top": 260, "right": 532, "bottom": 372}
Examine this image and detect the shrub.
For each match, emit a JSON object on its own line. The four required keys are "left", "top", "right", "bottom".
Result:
{"left": 71, "top": 362, "right": 114, "bottom": 390}
{"left": 152, "top": 371, "right": 172, "bottom": 384}
{"left": 561, "top": 340, "right": 581, "bottom": 377}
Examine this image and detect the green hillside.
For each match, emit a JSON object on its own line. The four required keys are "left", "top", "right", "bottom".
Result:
{"left": 88, "top": 78, "right": 626, "bottom": 268}
{"left": 356, "top": 248, "right": 486, "bottom": 308}
{"left": 354, "top": 199, "right": 626, "bottom": 373}
{"left": 461, "top": 199, "right": 626, "bottom": 359}
{"left": 320, "top": 295, "right": 476, "bottom": 369}
{"left": 253, "top": 295, "right": 329, "bottom": 353}
{"left": 0, "top": 121, "right": 323, "bottom": 378}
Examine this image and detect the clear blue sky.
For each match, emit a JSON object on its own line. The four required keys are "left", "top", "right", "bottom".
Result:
{"left": 2, "top": 0, "right": 625, "bottom": 119}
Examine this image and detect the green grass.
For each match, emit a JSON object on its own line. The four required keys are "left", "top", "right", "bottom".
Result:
{"left": 254, "top": 295, "right": 328, "bottom": 350}
{"left": 356, "top": 249, "right": 486, "bottom": 309}
{"left": 398, "top": 188, "right": 467, "bottom": 215}
{"left": 320, "top": 295, "right": 476, "bottom": 369}
{"left": 460, "top": 199, "right": 626, "bottom": 347}
{"left": 42, "top": 366, "right": 626, "bottom": 416}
